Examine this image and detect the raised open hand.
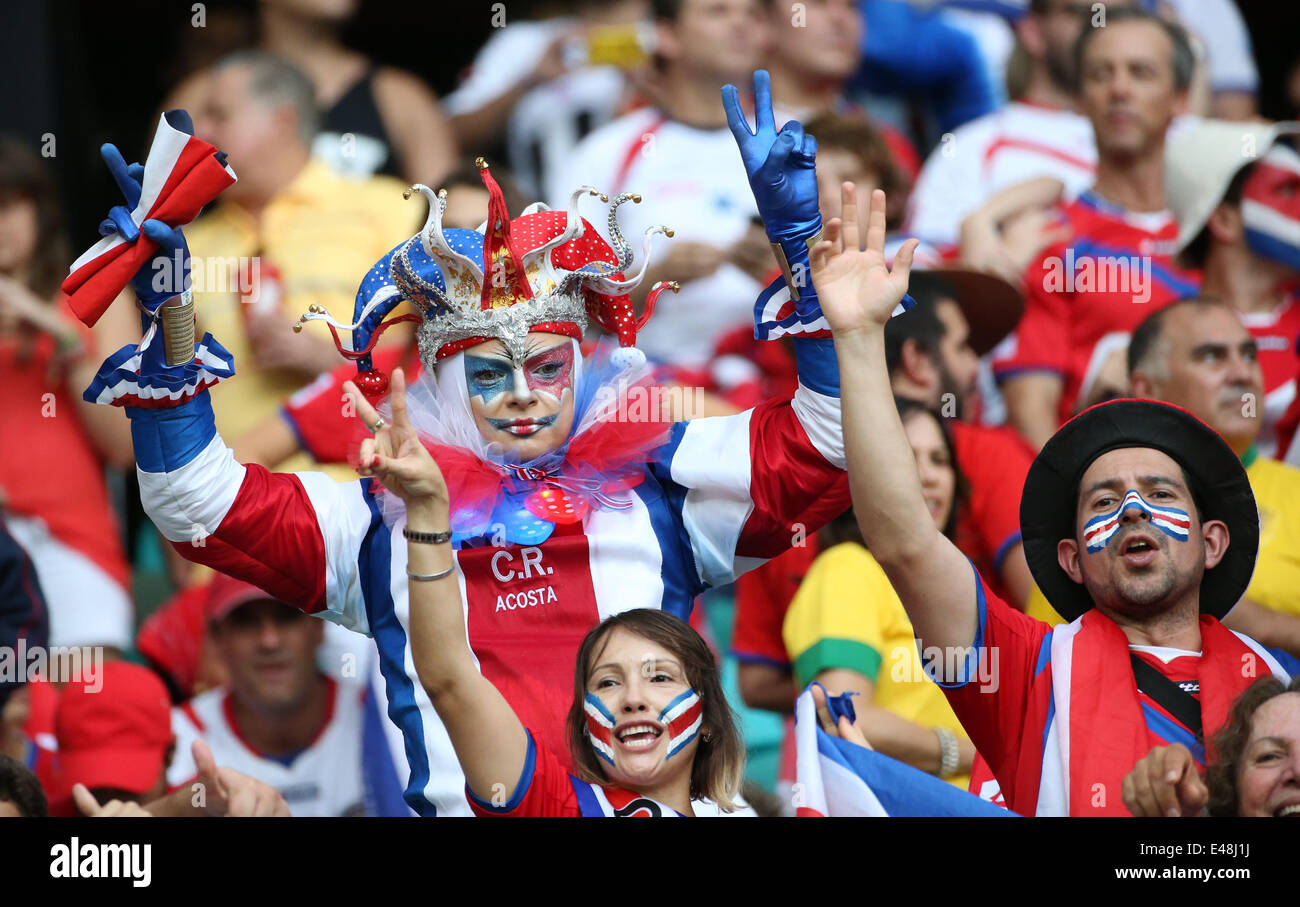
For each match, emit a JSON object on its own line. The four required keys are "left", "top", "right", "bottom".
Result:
{"left": 811, "top": 183, "right": 918, "bottom": 335}
{"left": 343, "top": 368, "right": 448, "bottom": 506}
{"left": 722, "top": 70, "right": 820, "bottom": 243}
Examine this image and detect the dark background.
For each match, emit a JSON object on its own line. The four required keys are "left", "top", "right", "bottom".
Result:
{"left": 1, "top": 0, "right": 1297, "bottom": 248}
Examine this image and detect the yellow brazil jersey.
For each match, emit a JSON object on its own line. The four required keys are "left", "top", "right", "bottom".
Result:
{"left": 186, "top": 158, "right": 422, "bottom": 478}
{"left": 1025, "top": 448, "right": 1300, "bottom": 625}
{"left": 782, "top": 541, "right": 971, "bottom": 788}
{"left": 1244, "top": 451, "right": 1300, "bottom": 617}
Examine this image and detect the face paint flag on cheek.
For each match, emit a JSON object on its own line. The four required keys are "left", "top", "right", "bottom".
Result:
{"left": 584, "top": 692, "right": 617, "bottom": 766}
{"left": 1242, "top": 144, "right": 1300, "bottom": 273}
{"left": 658, "top": 689, "right": 703, "bottom": 760}
{"left": 1082, "top": 490, "right": 1191, "bottom": 554}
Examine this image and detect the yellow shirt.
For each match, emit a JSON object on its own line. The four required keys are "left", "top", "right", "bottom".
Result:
{"left": 186, "top": 158, "right": 422, "bottom": 476}
{"left": 783, "top": 542, "right": 971, "bottom": 788}
{"left": 1244, "top": 452, "right": 1300, "bottom": 617}
{"left": 1026, "top": 449, "right": 1300, "bottom": 625}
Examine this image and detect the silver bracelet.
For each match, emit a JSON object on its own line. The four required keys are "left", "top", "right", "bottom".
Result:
{"left": 934, "top": 727, "right": 960, "bottom": 778}
{"left": 406, "top": 564, "right": 456, "bottom": 582}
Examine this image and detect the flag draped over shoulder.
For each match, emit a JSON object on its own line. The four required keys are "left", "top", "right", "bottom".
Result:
{"left": 793, "top": 684, "right": 1016, "bottom": 817}
{"left": 62, "top": 110, "right": 237, "bottom": 327}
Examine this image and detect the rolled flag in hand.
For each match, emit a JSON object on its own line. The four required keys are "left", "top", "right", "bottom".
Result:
{"left": 63, "top": 110, "right": 236, "bottom": 326}
{"left": 753, "top": 236, "right": 933, "bottom": 341}
{"left": 793, "top": 684, "right": 1015, "bottom": 817}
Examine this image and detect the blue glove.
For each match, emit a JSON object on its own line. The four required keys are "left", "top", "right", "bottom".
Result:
{"left": 722, "top": 70, "right": 821, "bottom": 246}
{"left": 97, "top": 143, "right": 191, "bottom": 315}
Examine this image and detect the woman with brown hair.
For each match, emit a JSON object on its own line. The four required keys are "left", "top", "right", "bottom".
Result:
{"left": 343, "top": 368, "right": 746, "bottom": 816}
{"left": 1122, "top": 675, "right": 1300, "bottom": 817}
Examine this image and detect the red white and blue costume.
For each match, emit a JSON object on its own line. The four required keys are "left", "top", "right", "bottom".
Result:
{"left": 74, "top": 103, "right": 854, "bottom": 815}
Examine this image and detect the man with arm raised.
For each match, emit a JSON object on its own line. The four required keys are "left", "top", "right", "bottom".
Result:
{"left": 816, "top": 181, "right": 1291, "bottom": 816}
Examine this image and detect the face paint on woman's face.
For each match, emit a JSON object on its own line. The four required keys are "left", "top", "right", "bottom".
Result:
{"left": 464, "top": 336, "right": 577, "bottom": 456}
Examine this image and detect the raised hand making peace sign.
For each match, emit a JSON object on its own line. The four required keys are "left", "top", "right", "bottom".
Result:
{"left": 342, "top": 368, "right": 448, "bottom": 507}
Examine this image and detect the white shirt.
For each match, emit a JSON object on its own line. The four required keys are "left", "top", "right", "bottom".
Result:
{"left": 169, "top": 678, "right": 369, "bottom": 817}
{"left": 904, "top": 100, "right": 1098, "bottom": 250}
{"left": 549, "top": 107, "right": 762, "bottom": 369}
{"left": 442, "top": 19, "right": 630, "bottom": 200}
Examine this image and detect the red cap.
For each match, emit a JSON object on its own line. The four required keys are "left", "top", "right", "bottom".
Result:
{"left": 54, "top": 661, "right": 173, "bottom": 796}
{"left": 136, "top": 583, "right": 210, "bottom": 700}
{"left": 205, "top": 572, "right": 279, "bottom": 622}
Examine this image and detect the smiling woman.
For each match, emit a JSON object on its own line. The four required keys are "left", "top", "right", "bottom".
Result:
{"left": 350, "top": 367, "right": 746, "bottom": 817}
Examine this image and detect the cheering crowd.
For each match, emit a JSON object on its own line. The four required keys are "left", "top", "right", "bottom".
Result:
{"left": 2, "top": 0, "right": 1300, "bottom": 820}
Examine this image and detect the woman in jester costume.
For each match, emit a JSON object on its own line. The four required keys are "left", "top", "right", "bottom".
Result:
{"left": 71, "top": 72, "right": 913, "bottom": 815}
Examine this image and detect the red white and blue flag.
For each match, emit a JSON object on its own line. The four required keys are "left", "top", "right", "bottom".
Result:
{"left": 793, "top": 685, "right": 1014, "bottom": 817}
{"left": 63, "top": 110, "right": 236, "bottom": 327}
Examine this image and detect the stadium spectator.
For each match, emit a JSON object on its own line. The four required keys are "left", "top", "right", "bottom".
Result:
{"left": 167, "top": 573, "right": 399, "bottom": 816}
{"left": 0, "top": 753, "right": 46, "bottom": 817}
{"left": 764, "top": 0, "right": 920, "bottom": 222}
{"left": 994, "top": 7, "right": 1200, "bottom": 449}
{"left": 819, "top": 179, "right": 1290, "bottom": 816}
{"left": 184, "top": 50, "right": 422, "bottom": 476}
{"left": 0, "top": 138, "right": 135, "bottom": 650}
{"left": 905, "top": 0, "right": 1120, "bottom": 253}
{"left": 166, "top": 0, "right": 457, "bottom": 184}
{"left": 1122, "top": 676, "right": 1300, "bottom": 817}
{"left": 782, "top": 399, "right": 976, "bottom": 787}
{"left": 260, "top": 0, "right": 456, "bottom": 183}
{"left": 444, "top": 0, "right": 649, "bottom": 199}
{"left": 1128, "top": 298, "right": 1300, "bottom": 659}
{"left": 1164, "top": 119, "right": 1300, "bottom": 458}
{"left": 548, "top": 0, "right": 769, "bottom": 370}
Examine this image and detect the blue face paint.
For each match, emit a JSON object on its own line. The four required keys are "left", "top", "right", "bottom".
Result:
{"left": 1083, "top": 489, "right": 1191, "bottom": 553}
{"left": 464, "top": 353, "right": 514, "bottom": 404}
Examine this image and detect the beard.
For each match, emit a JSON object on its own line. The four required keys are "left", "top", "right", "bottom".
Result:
{"left": 1088, "top": 531, "right": 1204, "bottom": 619}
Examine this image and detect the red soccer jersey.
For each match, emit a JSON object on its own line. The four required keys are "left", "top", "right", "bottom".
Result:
{"left": 467, "top": 729, "right": 684, "bottom": 817}
{"left": 280, "top": 344, "right": 423, "bottom": 465}
{"left": 942, "top": 564, "right": 1284, "bottom": 815}
{"left": 993, "top": 191, "right": 1201, "bottom": 424}
{"left": 0, "top": 302, "right": 129, "bottom": 589}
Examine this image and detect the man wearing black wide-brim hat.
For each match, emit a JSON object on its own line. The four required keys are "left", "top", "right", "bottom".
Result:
{"left": 810, "top": 179, "right": 1294, "bottom": 816}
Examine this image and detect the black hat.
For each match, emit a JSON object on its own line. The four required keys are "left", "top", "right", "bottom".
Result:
{"left": 922, "top": 268, "right": 1024, "bottom": 357}
{"left": 1019, "top": 398, "right": 1258, "bottom": 622}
